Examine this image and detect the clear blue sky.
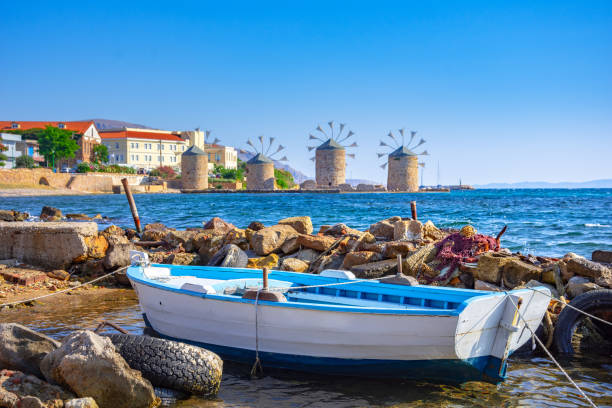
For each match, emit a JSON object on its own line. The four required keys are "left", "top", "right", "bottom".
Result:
{"left": 1, "top": 1, "right": 610, "bottom": 185}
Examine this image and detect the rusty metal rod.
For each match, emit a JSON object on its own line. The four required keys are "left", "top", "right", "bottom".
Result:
{"left": 397, "top": 254, "right": 403, "bottom": 276}
{"left": 121, "top": 178, "right": 142, "bottom": 233}
{"left": 410, "top": 201, "right": 417, "bottom": 220}
{"left": 495, "top": 225, "right": 508, "bottom": 245}
{"left": 263, "top": 267, "right": 269, "bottom": 290}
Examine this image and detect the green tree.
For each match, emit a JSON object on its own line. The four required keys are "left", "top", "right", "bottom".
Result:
{"left": 0, "top": 136, "right": 8, "bottom": 167}
{"left": 274, "top": 168, "right": 295, "bottom": 189}
{"left": 92, "top": 144, "right": 109, "bottom": 163}
{"left": 37, "top": 125, "right": 79, "bottom": 170}
{"left": 15, "top": 155, "right": 36, "bottom": 168}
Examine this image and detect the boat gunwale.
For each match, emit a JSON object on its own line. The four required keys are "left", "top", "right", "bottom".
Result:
{"left": 127, "top": 264, "right": 512, "bottom": 316}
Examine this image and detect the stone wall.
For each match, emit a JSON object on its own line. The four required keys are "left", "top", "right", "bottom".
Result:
{"left": 181, "top": 155, "right": 208, "bottom": 190}
{"left": 315, "top": 149, "right": 345, "bottom": 187}
{"left": 387, "top": 155, "right": 418, "bottom": 192}
{"left": 209, "top": 180, "right": 243, "bottom": 190}
{"left": 246, "top": 162, "right": 275, "bottom": 190}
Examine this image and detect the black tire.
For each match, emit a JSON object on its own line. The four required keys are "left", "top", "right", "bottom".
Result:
{"left": 106, "top": 333, "right": 223, "bottom": 396}
{"left": 553, "top": 289, "right": 612, "bottom": 355}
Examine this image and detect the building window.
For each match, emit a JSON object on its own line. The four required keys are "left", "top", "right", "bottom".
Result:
{"left": 11, "top": 122, "right": 18, "bottom": 129}
{"left": 161, "top": 156, "right": 164, "bottom": 162}
{"left": 161, "top": 144, "right": 165, "bottom": 150}
{"left": 115, "top": 143, "right": 119, "bottom": 148}
{"left": 58, "top": 123, "right": 65, "bottom": 129}
{"left": 157, "top": 144, "right": 160, "bottom": 150}
{"left": 182, "top": 145, "right": 185, "bottom": 151}
{"left": 215, "top": 153, "right": 221, "bottom": 162}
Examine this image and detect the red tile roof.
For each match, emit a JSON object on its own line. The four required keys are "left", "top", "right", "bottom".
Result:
{"left": 0, "top": 121, "right": 95, "bottom": 134}
{"left": 100, "top": 129, "right": 185, "bottom": 142}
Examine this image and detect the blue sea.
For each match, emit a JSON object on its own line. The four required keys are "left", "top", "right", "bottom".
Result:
{"left": 1, "top": 189, "right": 611, "bottom": 258}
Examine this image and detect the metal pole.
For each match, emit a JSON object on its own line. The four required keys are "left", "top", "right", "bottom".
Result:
{"left": 396, "top": 254, "right": 403, "bottom": 276}
{"left": 410, "top": 201, "right": 417, "bottom": 220}
{"left": 263, "top": 267, "right": 269, "bottom": 290}
{"left": 121, "top": 178, "right": 142, "bottom": 233}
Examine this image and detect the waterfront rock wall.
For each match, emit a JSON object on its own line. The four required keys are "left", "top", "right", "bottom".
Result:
{"left": 181, "top": 155, "right": 208, "bottom": 190}
{"left": 387, "top": 155, "right": 418, "bottom": 192}
{"left": 315, "top": 149, "right": 345, "bottom": 187}
{"left": 0, "top": 169, "right": 144, "bottom": 192}
{"left": 246, "top": 162, "right": 275, "bottom": 190}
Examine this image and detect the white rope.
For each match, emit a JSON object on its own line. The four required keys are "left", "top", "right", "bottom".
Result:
{"left": 0, "top": 266, "right": 129, "bottom": 309}
{"left": 506, "top": 294, "right": 597, "bottom": 408}
{"left": 250, "top": 288, "right": 263, "bottom": 378}
{"left": 525, "top": 287, "right": 612, "bottom": 327}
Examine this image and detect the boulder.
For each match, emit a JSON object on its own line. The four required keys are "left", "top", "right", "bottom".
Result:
{"left": 0, "top": 323, "right": 60, "bottom": 378}
{"left": 558, "top": 260, "right": 574, "bottom": 281}
{"left": 296, "top": 235, "right": 336, "bottom": 252}
{"left": 47, "top": 269, "right": 70, "bottom": 281}
{"left": 382, "top": 241, "right": 417, "bottom": 259}
{"left": 40, "top": 206, "right": 62, "bottom": 221}
{"left": 251, "top": 225, "right": 298, "bottom": 256}
{"left": 368, "top": 220, "right": 395, "bottom": 240}
{"left": 66, "top": 214, "right": 91, "bottom": 221}
{"left": 293, "top": 248, "right": 321, "bottom": 263}
{"left": 0, "top": 209, "right": 29, "bottom": 222}
{"left": 65, "top": 398, "right": 99, "bottom": 408}
{"left": 359, "top": 242, "right": 386, "bottom": 253}
{"left": 422, "top": 221, "right": 447, "bottom": 242}
{"left": 474, "top": 280, "right": 502, "bottom": 292}
{"left": 79, "top": 234, "right": 108, "bottom": 260}
{"left": 278, "top": 216, "right": 313, "bottom": 235}
{"left": 565, "top": 276, "right": 601, "bottom": 298}
{"left": 208, "top": 244, "right": 248, "bottom": 268}
{"left": 223, "top": 229, "right": 249, "bottom": 250}
{"left": 165, "top": 252, "right": 200, "bottom": 265}
{"left": 341, "top": 251, "right": 381, "bottom": 270}
{"left": 566, "top": 256, "right": 611, "bottom": 280}
{"left": 502, "top": 258, "right": 542, "bottom": 289}
{"left": 318, "top": 225, "right": 331, "bottom": 234}
{"left": 203, "top": 217, "right": 236, "bottom": 233}
{"left": 247, "top": 254, "right": 279, "bottom": 269}
{"left": 0, "top": 369, "right": 74, "bottom": 407}
{"left": 101, "top": 225, "right": 125, "bottom": 238}
{"left": 281, "top": 236, "right": 300, "bottom": 254}
{"left": 247, "top": 221, "right": 265, "bottom": 231}
{"left": 102, "top": 235, "right": 135, "bottom": 270}
{"left": 299, "top": 180, "right": 317, "bottom": 190}
{"left": 323, "top": 223, "right": 363, "bottom": 237}
{"left": 592, "top": 250, "right": 612, "bottom": 264}
{"left": 351, "top": 259, "right": 398, "bottom": 279}
{"left": 311, "top": 253, "right": 345, "bottom": 274}
{"left": 40, "top": 330, "right": 157, "bottom": 408}
{"left": 163, "top": 230, "right": 198, "bottom": 251}
{"left": 393, "top": 220, "right": 423, "bottom": 241}
{"left": 475, "top": 252, "right": 513, "bottom": 284}
{"left": 280, "top": 258, "right": 309, "bottom": 272}
{"left": 194, "top": 231, "right": 226, "bottom": 264}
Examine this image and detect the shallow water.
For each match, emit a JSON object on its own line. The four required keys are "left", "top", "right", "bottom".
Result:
{"left": 1, "top": 189, "right": 611, "bottom": 257}
{"left": 2, "top": 291, "right": 611, "bottom": 407}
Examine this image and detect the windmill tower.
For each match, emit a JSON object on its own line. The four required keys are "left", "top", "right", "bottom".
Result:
{"left": 378, "top": 129, "right": 429, "bottom": 192}
{"left": 242, "top": 136, "right": 287, "bottom": 190}
{"left": 307, "top": 121, "right": 357, "bottom": 187}
{"left": 181, "top": 130, "right": 220, "bottom": 190}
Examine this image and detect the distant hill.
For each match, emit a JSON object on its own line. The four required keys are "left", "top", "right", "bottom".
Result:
{"left": 88, "top": 118, "right": 152, "bottom": 130}
{"left": 475, "top": 179, "right": 612, "bottom": 189}
{"left": 237, "top": 151, "right": 311, "bottom": 184}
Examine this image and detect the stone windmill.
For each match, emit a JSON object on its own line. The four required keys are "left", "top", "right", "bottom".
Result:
{"left": 307, "top": 121, "right": 357, "bottom": 187}
{"left": 241, "top": 136, "right": 288, "bottom": 190}
{"left": 378, "top": 129, "right": 429, "bottom": 192}
{"left": 181, "top": 130, "right": 221, "bottom": 190}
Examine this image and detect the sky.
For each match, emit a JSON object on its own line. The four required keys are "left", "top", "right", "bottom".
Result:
{"left": 1, "top": 1, "right": 611, "bottom": 185}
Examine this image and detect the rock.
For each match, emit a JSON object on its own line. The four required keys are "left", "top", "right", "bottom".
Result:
{"left": 341, "top": 251, "right": 381, "bottom": 270}
{"left": 368, "top": 220, "right": 396, "bottom": 240}
{"left": 0, "top": 324, "right": 61, "bottom": 378}
{"left": 223, "top": 229, "right": 249, "bottom": 250}
{"left": 208, "top": 244, "right": 248, "bottom": 268}
{"left": 566, "top": 256, "right": 611, "bottom": 280}
{"left": 278, "top": 216, "right": 313, "bottom": 235}
{"left": 318, "top": 225, "right": 331, "bottom": 234}
{"left": 47, "top": 269, "right": 70, "bottom": 281}
{"left": 101, "top": 225, "right": 125, "bottom": 237}
{"left": 524, "top": 280, "right": 559, "bottom": 298}
{"left": 382, "top": 241, "right": 416, "bottom": 259}
{"left": 65, "top": 397, "right": 99, "bottom": 408}
{"left": 0, "top": 222, "right": 98, "bottom": 269}
{"left": 296, "top": 234, "right": 336, "bottom": 252}
{"left": 459, "top": 272, "right": 475, "bottom": 289}
{"left": 194, "top": 231, "right": 226, "bottom": 264}
{"left": 293, "top": 248, "right": 321, "bottom": 263}
{"left": 565, "top": 276, "right": 601, "bottom": 298}
{"left": 66, "top": 214, "right": 91, "bottom": 221}
{"left": 40, "top": 206, "right": 62, "bottom": 221}
{"left": 124, "top": 228, "right": 138, "bottom": 240}
{"left": 280, "top": 258, "right": 309, "bottom": 272}
{"left": 393, "top": 220, "right": 423, "bottom": 241}
{"left": 81, "top": 259, "right": 105, "bottom": 276}
{"left": 102, "top": 235, "right": 134, "bottom": 270}
{"left": 141, "top": 229, "right": 166, "bottom": 242}
{"left": 251, "top": 225, "right": 298, "bottom": 256}
{"left": 592, "top": 250, "right": 612, "bottom": 264}
{"left": 281, "top": 236, "right": 300, "bottom": 254}
{"left": 402, "top": 244, "right": 438, "bottom": 276}
{"left": 165, "top": 252, "right": 200, "bottom": 265}
{"left": 163, "top": 230, "right": 198, "bottom": 251}
{"left": 0, "top": 209, "right": 29, "bottom": 222}
{"left": 203, "top": 217, "right": 235, "bottom": 233}
{"left": 300, "top": 179, "right": 317, "bottom": 190}
{"left": 19, "top": 396, "right": 45, "bottom": 408}
{"left": 40, "top": 330, "right": 157, "bottom": 408}
{"left": 351, "top": 259, "right": 398, "bottom": 278}
{"left": 247, "top": 221, "right": 265, "bottom": 231}
{"left": 558, "top": 260, "right": 573, "bottom": 281}
{"left": 541, "top": 264, "right": 565, "bottom": 295}
{"left": 0, "top": 369, "right": 74, "bottom": 407}
{"left": 323, "top": 223, "right": 363, "bottom": 237}
{"left": 422, "top": 221, "right": 446, "bottom": 241}
{"left": 247, "top": 254, "right": 279, "bottom": 269}
{"left": 502, "top": 258, "right": 542, "bottom": 289}
{"left": 359, "top": 242, "right": 386, "bottom": 253}
{"left": 474, "top": 280, "right": 502, "bottom": 291}
{"left": 79, "top": 234, "right": 108, "bottom": 260}
{"left": 311, "top": 253, "right": 345, "bottom": 274}
{"left": 475, "top": 252, "right": 513, "bottom": 284}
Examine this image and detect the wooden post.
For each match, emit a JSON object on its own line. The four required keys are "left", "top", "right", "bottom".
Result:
{"left": 263, "top": 267, "right": 269, "bottom": 290}
{"left": 121, "top": 178, "right": 142, "bottom": 234}
{"left": 410, "top": 201, "right": 417, "bottom": 220}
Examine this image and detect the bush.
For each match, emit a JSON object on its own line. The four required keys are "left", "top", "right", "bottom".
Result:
{"left": 15, "top": 155, "right": 36, "bottom": 168}
{"left": 76, "top": 162, "right": 136, "bottom": 174}
{"left": 149, "top": 166, "right": 176, "bottom": 179}
{"left": 274, "top": 168, "right": 295, "bottom": 189}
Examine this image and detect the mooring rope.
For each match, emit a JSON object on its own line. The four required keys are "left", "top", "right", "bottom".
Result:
{"left": 506, "top": 294, "right": 597, "bottom": 408}
{"left": 0, "top": 266, "right": 129, "bottom": 309}
{"left": 250, "top": 288, "right": 264, "bottom": 378}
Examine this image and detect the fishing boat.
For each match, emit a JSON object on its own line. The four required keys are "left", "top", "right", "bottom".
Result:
{"left": 127, "top": 252, "right": 550, "bottom": 384}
